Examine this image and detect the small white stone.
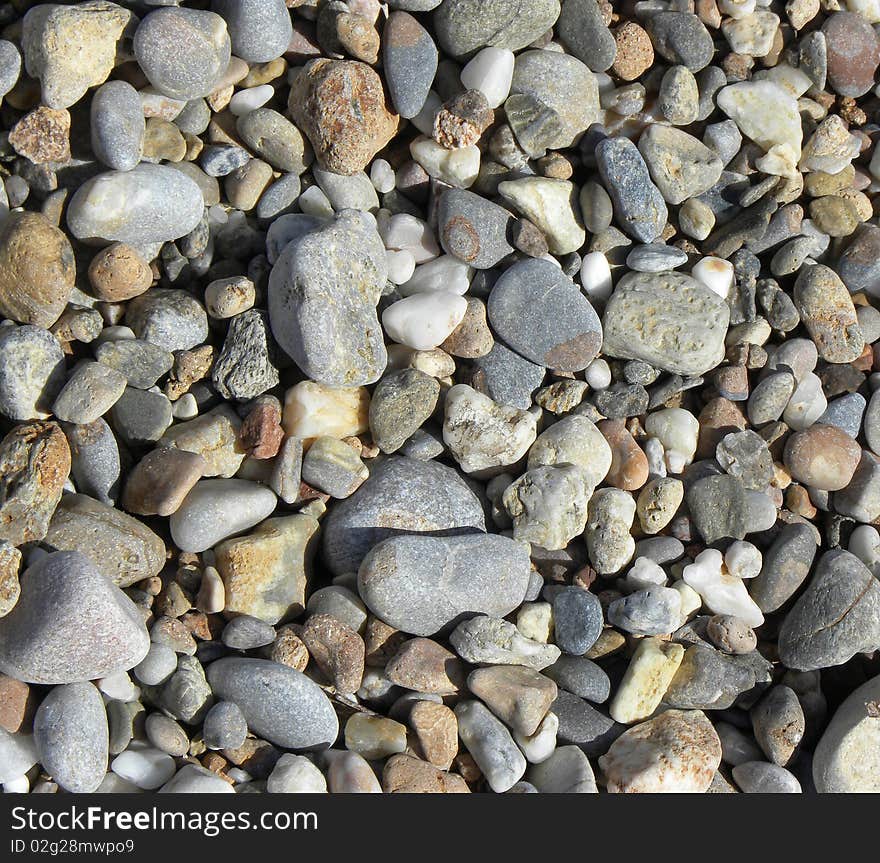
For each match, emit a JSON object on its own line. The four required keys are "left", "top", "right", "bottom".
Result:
{"left": 585, "top": 357, "right": 612, "bottom": 389}
{"left": 783, "top": 371, "right": 827, "bottom": 431}
{"left": 229, "top": 85, "right": 274, "bottom": 116}
{"left": 720, "top": 0, "right": 757, "bottom": 17}
{"left": 386, "top": 248, "right": 416, "bottom": 285}
{"left": 514, "top": 711, "right": 558, "bottom": 764}
{"left": 626, "top": 557, "right": 668, "bottom": 592}
{"left": 324, "top": 751, "right": 382, "bottom": 793}
{"left": 410, "top": 90, "right": 442, "bottom": 137}
{"left": 399, "top": 254, "right": 472, "bottom": 296}
{"left": 682, "top": 548, "right": 765, "bottom": 627}
{"left": 204, "top": 276, "right": 256, "bottom": 319}
{"left": 460, "top": 46, "right": 515, "bottom": 109}
{"left": 225, "top": 767, "right": 251, "bottom": 784}
{"left": 379, "top": 213, "right": 440, "bottom": 262}
{"left": 644, "top": 437, "right": 667, "bottom": 477}
{"left": 382, "top": 291, "right": 469, "bottom": 350}
{"left": 692, "top": 256, "right": 735, "bottom": 299}
{"left": 717, "top": 80, "right": 802, "bottom": 162}
{"left": 196, "top": 565, "right": 225, "bottom": 614}
{"left": 672, "top": 579, "right": 703, "bottom": 626}
{"left": 96, "top": 671, "right": 139, "bottom": 702}
{"left": 2, "top": 774, "right": 29, "bottom": 793}
{"left": 722, "top": 11, "right": 780, "bottom": 57}
{"left": 171, "top": 392, "right": 199, "bottom": 420}
{"left": 111, "top": 744, "right": 177, "bottom": 790}
{"left": 580, "top": 251, "right": 613, "bottom": 303}
{"left": 410, "top": 136, "right": 480, "bottom": 188}
{"left": 849, "top": 525, "right": 880, "bottom": 573}
{"left": 846, "top": 0, "right": 880, "bottom": 23}
{"left": 369, "top": 158, "right": 395, "bottom": 194}
{"left": 724, "top": 540, "right": 762, "bottom": 579}
{"left": 267, "top": 754, "right": 328, "bottom": 793}
{"left": 297, "top": 184, "right": 334, "bottom": 218}
{"left": 644, "top": 408, "right": 699, "bottom": 474}
{"left": 516, "top": 601, "right": 554, "bottom": 643}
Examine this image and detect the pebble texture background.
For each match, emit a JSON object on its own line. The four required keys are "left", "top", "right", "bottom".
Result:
{"left": 0, "top": 0, "right": 880, "bottom": 797}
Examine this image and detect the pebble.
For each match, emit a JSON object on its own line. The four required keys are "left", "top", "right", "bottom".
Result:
{"left": 206, "top": 658, "right": 338, "bottom": 750}
{"left": 358, "top": 533, "right": 530, "bottom": 636}
{"left": 732, "top": 761, "right": 802, "bottom": 793}
{"left": 497, "top": 177, "right": 585, "bottom": 255}
{"left": 202, "top": 700, "right": 248, "bottom": 751}
{"left": 213, "top": 0, "right": 292, "bottom": 63}
{"left": 527, "top": 744, "right": 597, "bottom": 793}
{"left": 749, "top": 523, "right": 818, "bottom": 614}
{"left": 550, "top": 587, "right": 603, "bottom": 656}
{"left": 455, "top": 699, "right": 526, "bottom": 793}
{"left": 384, "top": 12, "right": 438, "bottom": 119}
{"left": 557, "top": 0, "right": 616, "bottom": 72}
{"left": 267, "top": 754, "right": 328, "bottom": 794}
{"left": 385, "top": 638, "right": 465, "bottom": 695}
{"left": 0, "top": 551, "right": 149, "bottom": 684}
{"left": 609, "top": 637, "right": 685, "bottom": 725}
{"left": 751, "top": 685, "right": 805, "bottom": 766}
{"left": 784, "top": 424, "right": 861, "bottom": 491}
{"left": 437, "top": 188, "right": 513, "bottom": 269}
{"left": 0, "top": 325, "right": 65, "bottom": 421}
{"left": 33, "top": 681, "right": 108, "bottom": 793}
{"left": 488, "top": 259, "right": 601, "bottom": 371}
{"left": 159, "top": 764, "right": 233, "bottom": 794}
{"left": 460, "top": 47, "right": 514, "bottom": 109}
{"left": 602, "top": 271, "right": 730, "bottom": 376}
{"left": 90, "top": 81, "right": 145, "bottom": 172}
{"left": 823, "top": 11, "right": 880, "bottom": 98}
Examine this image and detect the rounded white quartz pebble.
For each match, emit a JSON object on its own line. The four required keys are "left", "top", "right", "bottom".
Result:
{"left": 848, "top": 525, "right": 880, "bottom": 572}
{"left": 692, "top": 256, "right": 735, "bottom": 299}
{"left": 782, "top": 372, "right": 827, "bottom": 431}
{"left": 3, "top": 774, "right": 29, "bottom": 793}
{"left": 515, "top": 712, "right": 559, "bottom": 764}
{"left": 111, "top": 743, "right": 176, "bottom": 790}
{"left": 267, "top": 754, "right": 328, "bottom": 793}
{"left": 298, "top": 184, "right": 334, "bottom": 218}
{"left": 585, "top": 357, "right": 612, "bottom": 390}
{"left": 644, "top": 408, "right": 699, "bottom": 474}
{"left": 580, "top": 251, "right": 613, "bottom": 303}
{"left": 169, "top": 478, "right": 278, "bottom": 553}
{"left": 229, "top": 85, "right": 274, "bottom": 116}
{"left": 197, "top": 565, "right": 226, "bottom": 613}
{"left": 380, "top": 213, "right": 440, "bottom": 262}
{"left": 159, "top": 764, "right": 234, "bottom": 793}
{"left": 370, "top": 158, "right": 395, "bottom": 194}
{"left": 718, "top": 0, "right": 756, "bottom": 18}
{"left": 386, "top": 249, "right": 416, "bottom": 285}
{"left": 644, "top": 437, "right": 667, "bottom": 477}
{"left": 399, "top": 255, "right": 472, "bottom": 296}
{"left": 382, "top": 291, "right": 468, "bottom": 350}
{"left": 410, "top": 137, "right": 480, "bottom": 188}
{"left": 626, "top": 557, "right": 668, "bottom": 591}
{"left": 171, "top": 392, "right": 199, "bottom": 420}
{"left": 460, "top": 47, "right": 515, "bottom": 109}
{"left": 683, "top": 548, "right": 765, "bottom": 627}
{"left": 96, "top": 671, "right": 139, "bottom": 702}
{"left": 724, "top": 540, "right": 762, "bottom": 579}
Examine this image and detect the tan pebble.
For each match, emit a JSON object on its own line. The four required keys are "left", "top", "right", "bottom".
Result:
{"left": 783, "top": 424, "right": 861, "bottom": 491}
{"left": 611, "top": 22, "right": 654, "bottom": 81}
{"left": 241, "top": 57, "right": 288, "bottom": 88}
{"left": 609, "top": 637, "right": 685, "bottom": 725}
{"left": 0, "top": 673, "right": 36, "bottom": 733}
{"left": 408, "top": 701, "right": 458, "bottom": 770}
{"left": 585, "top": 628, "right": 626, "bottom": 659}
{"left": 809, "top": 195, "right": 860, "bottom": 237}
{"left": 142, "top": 117, "right": 186, "bottom": 162}
{"left": 364, "top": 615, "right": 407, "bottom": 667}
{"left": 696, "top": 397, "right": 747, "bottom": 458}
{"left": 88, "top": 243, "right": 153, "bottom": 302}
{"left": 270, "top": 625, "right": 310, "bottom": 672}
{"left": 441, "top": 297, "right": 494, "bottom": 358}
{"left": 344, "top": 713, "right": 407, "bottom": 760}
{"left": 384, "top": 637, "right": 465, "bottom": 695}
{"left": 467, "top": 665, "right": 558, "bottom": 736}
{"left": 382, "top": 754, "right": 470, "bottom": 793}
{"left": 0, "top": 542, "right": 21, "bottom": 618}
{"left": 636, "top": 477, "right": 684, "bottom": 534}
{"left": 9, "top": 106, "right": 71, "bottom": 163}
{"left": 122, "top": 447, "right": 206, "bottom": 517}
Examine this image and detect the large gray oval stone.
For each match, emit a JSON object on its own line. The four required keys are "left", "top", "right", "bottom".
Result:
{"left": 358, "top": 532, "right": 531, "bottom": 636}
{"left": 206, "top": 658, "right": 338, "bottom": 750}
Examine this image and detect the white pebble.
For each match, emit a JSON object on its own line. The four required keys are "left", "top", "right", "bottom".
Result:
{"left": 580, "top": 251, "right": 613, "bottom": 302}
{"left": 585, "top": 357, "right": 612, "bottom": 390}
{"left": 719, "top": 0, "right": 756, "bottom": 17}
{"left": 410, "top": 136, "right": 480, "bottom": 188}
{"left": 196, "top": 565, "right": 225, "bottom": 614}
{"left": 644, "top": 437, "right": 667, "bottom": 477}
{"left": 724, "top": 540, "right": 762, "bottom": 580}
{"left": 370, "top": 158, "right": 395, "bottom": 194}
{"left": 111, "top": 744, "right": 176, "bottom": 790}
{"left": 460, "top": 47, "right": 515, "bottom": 109}
{"left": 514, "top": 711, "right": 559, "bottom": 764}
{"left": 171, "top": 392, "right": 199, "bottom": 420}
{"left": 692, "top": 256, "right": 734, "bottom": 299}
{"left": 379, "top": 213, "right": 440, "bottom": 262}
{"left": 644, "top": 408, "right": 699, "bottom": 474}
{"left": 626, "top": 557, "right": 668, "bottom": 591}
{"left": 683, "top": 548, "right": 765, "bottom": 628}
{"left": 96, "top": 670, "right": 139, "bottom": 702}
{"left": 3, "top": 775, "right": 29, "bottom": 793}
{"left": 399, "top": 254, "right": 472, "bottom": 296}
{"left": 298, "top": 184, "right": 334, "bottom": 218}
{"left": 849, "top": 524, "right": 880, "bottom": 571}
{"left": 267, "top": 754, "right": 328, "bottom": 793}
{"left": 386, "top": 248, "right": 416, "bottom": 285}
{"left": 382, "top": 291, "right": 468, "bottom": 351}
{"left": 229, "top": 85, "right": 274, "bottom": 116}
{"left": 782, "top": 371, "right": 827, "bottom": 431}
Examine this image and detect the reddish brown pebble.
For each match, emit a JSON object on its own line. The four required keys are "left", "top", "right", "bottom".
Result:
{"left": 239, "top": 402, "right": 284, "bottom": 459}
{"left": 0, "top": 673, "right": 36, "bottom": 733}
{"left": 364, "top": 615, "right": 407, "bottom": 667}
{"left": 823, "top": 11, "right": 880, "bottom": 99}
{"left": 611, "top": 23, "right": 654, "bottom": 82}
{"left": 9, "top": 106, "right": 71, "bottom": 163}
{"left": 598, "top": 419, "right": 649, "bottom": 491}
{"left": 384, "top": 637, "right": 466, "bottom": 695}
{"left": 122, "top": 448, "right": 206, "bottom": 517}
{"left": 696, "top": 397, "right": 747, "bottom": 458}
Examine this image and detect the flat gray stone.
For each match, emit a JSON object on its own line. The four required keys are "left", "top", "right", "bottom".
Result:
{"left": 211, "top": 0, "right": 292, "bottom": 63}
{"left": 557, "top": 0, "right": 616, "bottom": 72}
{"left": 383, "top": 11, "right": 438, "bottom": 119}
{"left": 206, "top": 657, "right": 338, "bottom": 750}
{"left": 90, "top": 80, "right": 145, "bottom": 172}
{"left": 437, "top": 188, "right": 513, "bottom": 269}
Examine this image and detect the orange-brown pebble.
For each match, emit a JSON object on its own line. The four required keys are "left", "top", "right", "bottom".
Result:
{"left": 0, "top": 673, "right": 36, "bottom": 734}
{"left": 408, "top": 701, "right": 459, "bottom": 770}
{"left": 611, "top": 22, "right": 654, "bottom": 81}
{"left": 239, "top": 402, "right": 284, "bottom": 459}
{"left": 384, "top": 637, "right": 466, "bottom": 695}
{"left": 88, "top": 243, "right": 153, "bottom": 302}
{"left": 696, "top": 397, "right": 747, "bottom": 458}
{"left": 382, "top": 754, "right": 470, "bottom": 793}
{"left": 783, "top": 425, "right": 862, "bottom": 491}
{"left": 364, "top": 615, "right": 407, "bottom": 667}
{"left": 597, "top": 418, "right": 649, "bottom": 491}
{"left": 270, "top": 625, "right": 310, "bottom": 672}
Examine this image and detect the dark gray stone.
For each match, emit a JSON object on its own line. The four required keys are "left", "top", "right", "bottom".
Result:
{"left": 557, "top": 0, "right": 616, "bottom": 71}
{"left": 550, "top": 690, "right": 623, "bottom": 756}
{"left": 551, "top": 587, "right": 603, "bottom": 656}
{"left": 544, "top": 656, "right": 611, "bottom": 703}
{"left": 211, "top": 0, "right": 292, "bottom": 63}
{"left": 383, "top": 11, "right": 438, "bottom": 119}
{"left": 645, "top": 11, "right": 715, "bottom": 71}
{"left": 749, "top": 523, "right": 818, "bottom": 613}
{"left": 369, "top": 368, "right": 440, "bottom": 454}
{"left": 211, "top": 310, "right": 280, "bottom": 401}
{"left": 437, "top": 188, "right": 513, "bottom": 269}
{"left": 90, "top": 80, "right": 145, "bottom": 172}
{"left": 95, "top": 339, "right": 173, "bottom": 390}
{"left": 468, "top": 341, "right": 546, "bottom": 410}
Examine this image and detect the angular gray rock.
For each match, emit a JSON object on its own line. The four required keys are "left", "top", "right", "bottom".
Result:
{"left": 0, "top": 324, "right": 65, "bottom": 421}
